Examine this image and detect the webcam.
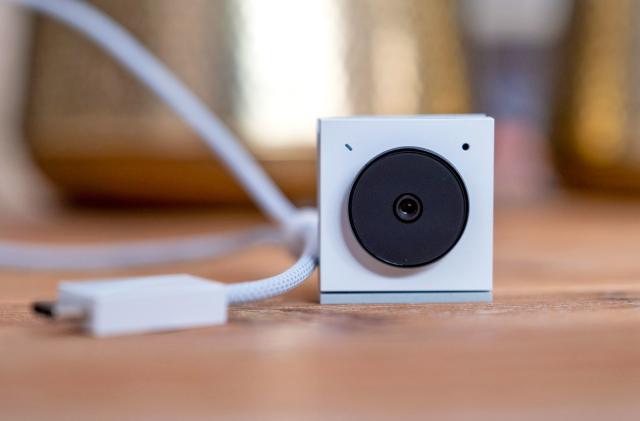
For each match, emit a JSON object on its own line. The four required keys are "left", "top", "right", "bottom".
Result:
{"left": 17, "top": 1, "right": 494, "bottom": 335}
{"left": 318, "top": 115, "right": 494, "bottom": 304}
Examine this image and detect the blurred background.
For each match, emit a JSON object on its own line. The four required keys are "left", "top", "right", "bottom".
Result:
{"left": 1, "top": 0, "right": 640, "bottom": 214}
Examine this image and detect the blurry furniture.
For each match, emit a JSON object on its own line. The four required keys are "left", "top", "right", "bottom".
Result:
{"left": 0, "top": 3, "right": 50, "bottom": 213}
{"left": 461, "top": 0, "right": 572, "bottom": 201}
{"left": 1, "top": 197, "right": 639, "bottom": 417}
{"left": 26, "top": 0, "right": 469, "bottom": 205}
{"left": 552, "top": 0, "right": 640, "bottom": 192}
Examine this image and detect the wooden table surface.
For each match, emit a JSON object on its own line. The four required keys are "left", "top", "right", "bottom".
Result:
{"left": 1, "top": 197, "right": 639, "bottom": 420}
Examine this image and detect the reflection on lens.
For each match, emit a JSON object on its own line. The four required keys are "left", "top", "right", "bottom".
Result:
{"left": 394, "top": 194, "right": 422, "bottom": 223}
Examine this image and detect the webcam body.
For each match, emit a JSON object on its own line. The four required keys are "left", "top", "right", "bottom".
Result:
{"left": 318, "top": 115, "right": 494, "bottom": 304}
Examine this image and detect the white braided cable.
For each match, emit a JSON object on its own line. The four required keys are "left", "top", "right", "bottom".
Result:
{"left": 1, "top": 0, "right": 319, "bottom": 303}
{"left": 227, "top": 219, "right": 317, "bottom": 304}
{"left": 226, "top": 252, "right": 317, "bottom": 304}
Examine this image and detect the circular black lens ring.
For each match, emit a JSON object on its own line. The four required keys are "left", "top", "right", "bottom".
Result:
{"left": 348, "top": 148, "right": 469, "bottom": 268}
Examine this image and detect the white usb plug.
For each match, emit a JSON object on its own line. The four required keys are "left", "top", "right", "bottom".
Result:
{"left": 33, "top": 275, "right": 228, "bottom": 337}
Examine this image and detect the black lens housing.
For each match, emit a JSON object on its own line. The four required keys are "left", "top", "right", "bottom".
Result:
{"left": 348, "top": 148, "right": 469, "bottom": 267}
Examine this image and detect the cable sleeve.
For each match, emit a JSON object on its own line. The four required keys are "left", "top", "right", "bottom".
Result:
{"left": 226, "top": 212, "right": 318, "bottom": 304}
{"left": 226, "top": 245, "right": 317, "bottom": 305}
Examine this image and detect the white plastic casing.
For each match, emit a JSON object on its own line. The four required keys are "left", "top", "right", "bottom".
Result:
{"left": 58, "top": 274, "right": 227, "bottom": 336}
{"left": 318, "top": 115, "right": 494, "bottom": 303}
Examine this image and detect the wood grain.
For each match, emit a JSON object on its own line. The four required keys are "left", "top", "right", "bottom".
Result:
{"left": 0, "top": 197, "right": 639, "bottom": 420}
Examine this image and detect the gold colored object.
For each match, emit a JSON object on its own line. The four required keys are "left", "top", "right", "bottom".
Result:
{"left": 552, "top": 0, "right": 640, "bottom": 192}
{"left": 26, "top": 0, "right": 469, "bottom": 205}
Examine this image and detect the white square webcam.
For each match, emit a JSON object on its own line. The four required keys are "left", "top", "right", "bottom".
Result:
{"left": 318, "top": 115, "right": 494, "bottom": 304}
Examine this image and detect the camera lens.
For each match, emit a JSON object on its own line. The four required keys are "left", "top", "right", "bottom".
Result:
{"left": 348, "top": 148, "right": 468, "bottom": 267}
{"left": 394, "top": 194, "right": 422, "bottom": 222}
